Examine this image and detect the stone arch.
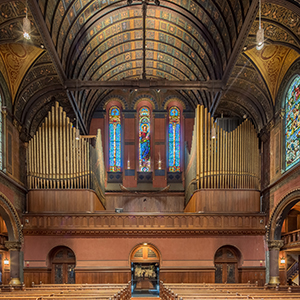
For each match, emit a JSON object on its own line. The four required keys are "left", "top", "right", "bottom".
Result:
{"left": 0, "top": 192, "right": 23, "bottom": 244}
{"left": 266, "top": 189, "right": 300, "bottom": 242}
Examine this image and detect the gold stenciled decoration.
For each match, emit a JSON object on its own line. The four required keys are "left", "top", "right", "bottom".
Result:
{"left": 26, "top": 102, "right": 105, "bottom": 205}
{"left": 185, "top": 105, "right": 260, "bottom": 199}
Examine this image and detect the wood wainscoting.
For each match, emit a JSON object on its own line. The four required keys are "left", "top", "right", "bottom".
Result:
{"left": 24, "top": 267, "right": 130, "bottom": 286}
{"left": 27, "top": 190, "right": 105, "bottom": 213}
{"left": 185, "top": 189, "right": 260, "bottom": 213}
{"left": 160, "top": 267, "right": 215, "bottom": 283}
{"left": 24, "top": 268, "right": 51, "bottom": 286}
{"left": 75, "top": 268, "right": 131, "bottom": 284}
{"left": 238, "top": 267, "right": 266, "bottom": 286}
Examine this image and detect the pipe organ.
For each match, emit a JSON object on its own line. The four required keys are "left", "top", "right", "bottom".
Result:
{"left": 185, "top": 105, "right": 260, "bottom": 201}
{"left": 27, "top": 102, "right": 105, "bottom": 205}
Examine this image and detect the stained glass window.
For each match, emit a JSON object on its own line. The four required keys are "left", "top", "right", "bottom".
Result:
{"left": 168, "top": 107, "right": 180, "bottom": 172}
{"left": 109, "top": 106, "right": 121, "bottom": 172}
{"left": 139, "top": 106, "right": 151, "bottom": 172}
{"left": 285, "top": 75, "right": 300, "bottom": 170}
{"left": 0, "top": 94, "right": 2, "bottom": 170}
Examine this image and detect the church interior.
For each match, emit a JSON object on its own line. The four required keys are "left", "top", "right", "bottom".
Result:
{"left": 0, "top": 0, "right": 300, "bottom": 295}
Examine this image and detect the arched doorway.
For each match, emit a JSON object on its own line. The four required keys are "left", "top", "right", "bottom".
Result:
{"left": 130, "top": 243, "right": 160, "bottom": 295}
{"left": 49, "top": 246, "right": 76, "bottom": 284}
{"left": 214, "top": 246, "right": 241, "bottom": 283}
{"left": 267, "top": 189, "right": 300, "bottom": 284}
{"left": 0, "top": 193, "right": 23, "bottom": 285}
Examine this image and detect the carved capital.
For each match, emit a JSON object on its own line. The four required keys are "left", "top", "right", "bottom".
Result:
{"left": 5, "top": 241, "right": 21, "bottom": 251}
{"left": 268, "top": 240, "right": 284, "bottom": 250}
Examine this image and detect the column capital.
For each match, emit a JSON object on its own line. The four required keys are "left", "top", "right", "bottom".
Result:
{"left": 5, "top": 241, "right": 21, "bottom": 251}
{"left": 268, "top": 240, "right": 284, "bottom": 250}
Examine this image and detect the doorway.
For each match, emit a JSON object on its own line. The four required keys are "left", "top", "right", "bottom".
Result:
{"left": 130, "top": 244, "right": 160, "bottom": 296}
{"left": 214, "top": 246, "right": 240, "bottom": 283}
{"left": 50, "top": 246, "right": 76, "bottom": 284}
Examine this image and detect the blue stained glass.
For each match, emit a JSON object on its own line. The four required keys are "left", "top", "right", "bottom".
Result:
{"left": 139, "top": 107, "right": 151, "bottom": 172}
{"left": 0, "top": 94, "right": 2, "bottom": 170}
{"left": 285, "top": 75, "right": 300, "bottom": 170}
{"left": 109, "top": 106, "right": 121, "bottom": 172}
{"left": 169, "top": 107, "right": 180, "bottom": 172}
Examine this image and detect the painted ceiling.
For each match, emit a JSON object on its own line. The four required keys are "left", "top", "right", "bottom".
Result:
{"left": 0, "top": 0, "right": 300, "bottom": 138}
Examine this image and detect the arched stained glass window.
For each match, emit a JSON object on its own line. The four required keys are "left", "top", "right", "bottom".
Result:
{"left": 168, "top": 107, "right": 180, "bottom": 172}
{"left": 0, "top": 93, "right": 2, "bottom": 170}
{"left": 139, "top": 107, "right": 151, "bottom": 172}
{"left": 109, "top": 106, "right": 121, "bottom": 172}
{"left": 285, "top": 75, "right": 300, "bottom": 170}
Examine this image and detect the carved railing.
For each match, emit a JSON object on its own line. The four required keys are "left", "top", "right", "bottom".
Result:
{"left": 282, "top": 229, "right": 300, "bottom": 248}
{"left": 23, "top": 213, "right": 266, "bottom": 235}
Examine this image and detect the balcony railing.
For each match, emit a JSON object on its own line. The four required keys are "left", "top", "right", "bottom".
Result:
{"left": 282, "top": 229, "right": 300, "bottom": 248}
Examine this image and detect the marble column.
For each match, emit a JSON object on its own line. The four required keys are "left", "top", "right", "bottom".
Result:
{"left": 5, "top": 241, "right": 22, "bottom": 285}
{"left": 268, "top": 240, "right": 284, "bottom": 285}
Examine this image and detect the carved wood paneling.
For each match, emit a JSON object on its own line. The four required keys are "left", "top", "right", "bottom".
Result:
{"left": 23, "top": 213, "right": 266, "bottom": 236}
{"left": 185, "top": 190, "right": 260, "bottom": 213}
{"left": 28, "top": 190, "right": 105, "bottom": 213}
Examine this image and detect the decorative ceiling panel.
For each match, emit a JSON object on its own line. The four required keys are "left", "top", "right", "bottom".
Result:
{"left": 246, "top": 45, "right": 300, "bottom": 103}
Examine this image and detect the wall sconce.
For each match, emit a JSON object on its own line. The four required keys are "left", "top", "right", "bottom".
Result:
{"left": 280, "top": 256, "right": 285, "bottom": 264}
{"left": 4, "top": 258, "right": 9, "bottom": 265}
{"left": 127, "top": 159, "right": 130, "bottom": 169}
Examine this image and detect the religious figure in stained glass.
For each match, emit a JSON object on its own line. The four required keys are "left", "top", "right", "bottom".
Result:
{"left": 109, "top": 106, "right": 121, "bottom": 172}
{"left": 139, "top": 107, "right": 151, "bottom": 172}
{"left": 285, "top": 75, "right": 300, "bottom": 170}
{"left": 168, "top": 107, "right": 180, "bottom": 172}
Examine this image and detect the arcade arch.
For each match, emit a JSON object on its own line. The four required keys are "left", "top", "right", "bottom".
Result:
{"left": 130, "top": 243, "right": 160, "bottom": 295}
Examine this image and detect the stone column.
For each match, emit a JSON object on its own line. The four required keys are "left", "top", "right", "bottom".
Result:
{"left": 5, "top": 241, "right": 22, "bottom": 285}
{"left": 268, "top": 240, "right": 284, "bottom": 285}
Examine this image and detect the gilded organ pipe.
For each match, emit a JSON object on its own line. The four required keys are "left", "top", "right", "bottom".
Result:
{"left": 187, "top": 105, "right": 260, "bottom": 191}
{"left": 26, "top": 102, "right": 106, "bottom": 204}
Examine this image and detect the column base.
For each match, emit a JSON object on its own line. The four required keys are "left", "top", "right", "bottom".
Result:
{"left": 269, "top": 276, "right": 280, "bottom": 285}
{"left": 9, "top": 278, "right": 21, "bottom": 285}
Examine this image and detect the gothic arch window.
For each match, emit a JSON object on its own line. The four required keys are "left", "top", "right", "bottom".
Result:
{"left": 109, "top": 106, "right": 121, "bottom": 172}
{"left": 285, "top": 75, "right": 300, "bottom": 170}
{"left": 168, "top": 106, "right": 180, "bottom": 172}
{"left": 139, "top": 106, "right": 151, "bottom": 172}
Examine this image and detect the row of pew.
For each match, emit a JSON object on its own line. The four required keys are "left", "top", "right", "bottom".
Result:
{"left": 0, "top": 283, "right": 131, "bottom": 300}
{"left": 160, "top": 282, "right": 300, "bottom": 300}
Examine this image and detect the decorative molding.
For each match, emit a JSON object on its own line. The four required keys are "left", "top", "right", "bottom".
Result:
{"left": 22, "top": 213, "right": 266, "bottom": 237}
{"left": 5, "top": 241, "right": 21, "bottom": 251}
{"left": 267, "top": 240, "right": 284, "bottom": 250}
{"left": 23, "top": 228, "right": 266, "bottom": 237}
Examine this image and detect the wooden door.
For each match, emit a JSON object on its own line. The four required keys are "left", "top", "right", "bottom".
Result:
{"left": 215, "top": 247, "right": 239, "bottom": 283}
{"left": 51, "top": 247, "right": 76, "bottom": 284}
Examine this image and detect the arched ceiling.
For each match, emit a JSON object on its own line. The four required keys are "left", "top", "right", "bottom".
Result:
{"left": 0, "top": 0, "right": 300, "bottom": 137}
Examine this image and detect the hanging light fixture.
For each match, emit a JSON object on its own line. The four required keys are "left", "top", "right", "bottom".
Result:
{"left": 256, "top": 0, "right": 264, "bottom": 50}
{"left": 211, "top": 123, "right": 216, "bottom": 139}
{"left": 23, "top": 2, "right": 31, "bottom": 40}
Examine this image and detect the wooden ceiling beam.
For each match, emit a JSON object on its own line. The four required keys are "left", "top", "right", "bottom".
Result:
{"left": 64, "top": 79, "right": 225, "bottom": 91}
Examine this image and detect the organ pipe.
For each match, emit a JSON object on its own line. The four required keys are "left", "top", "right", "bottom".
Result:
{"left": 188, "top": 105, "right": 260, "bottom": 191}
{"left": 27, "top": 102, "right": 105, "bottom": 204}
